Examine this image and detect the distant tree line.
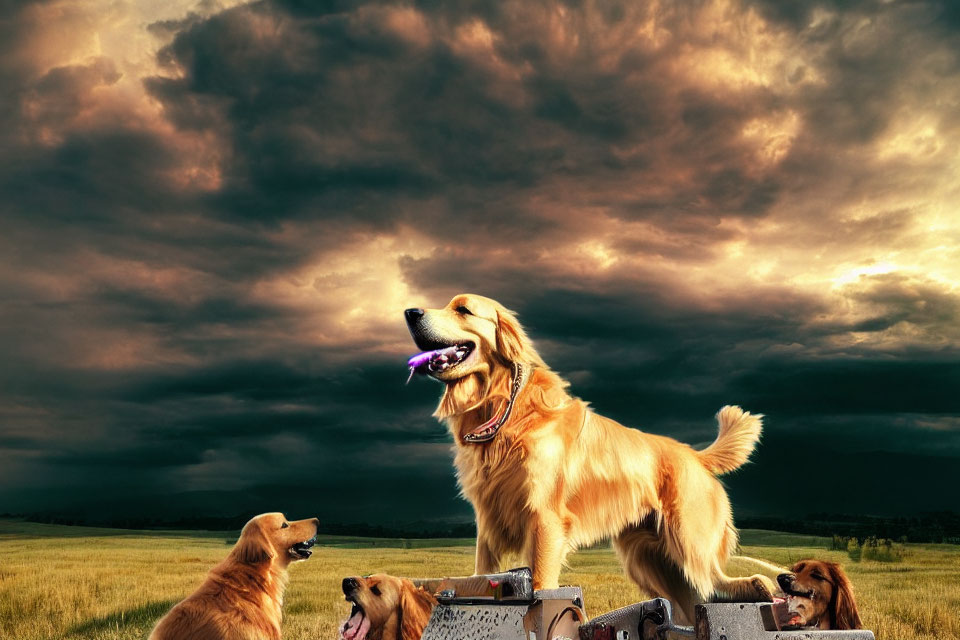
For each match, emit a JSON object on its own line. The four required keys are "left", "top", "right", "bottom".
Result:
{"left": 319, "top": 521, "right": 478, "bottom": 538}
{"left": 8, "top": 510, "right": 960, "bottom": 543}
{"left": 736, "top": 511, "right": 960, "bottom": 544}
{"left": 5, "top": 511, "right": 479, "bottom": 538}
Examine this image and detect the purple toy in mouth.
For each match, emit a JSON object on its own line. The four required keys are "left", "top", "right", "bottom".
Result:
{"left": 406, "top": 344, "right": 473, "bottom": 383}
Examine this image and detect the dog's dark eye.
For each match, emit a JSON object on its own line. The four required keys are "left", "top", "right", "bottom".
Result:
{"left": 370, "top": 585, "right": 382, "bottom": 596}
{"left": 812, "top": 573, "right": 825, "bottom": 581}
{"left": 281, "top": 522, "right": 289, "bottom": 529}
{"left": 455, "top": 305, "right": 473, "bottom": 315}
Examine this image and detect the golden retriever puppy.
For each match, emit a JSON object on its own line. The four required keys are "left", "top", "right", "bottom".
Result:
{"left": 776, "top": 560, "right": 862, "bottom": 629}
{"left": 341, "top": 574, "right": 438, "bottom": 640}
{"left": 404, "top": 294, "right": 775, "bottom": 624}
{"left": 149, "top": 512, "right": 319, "bottom": 640}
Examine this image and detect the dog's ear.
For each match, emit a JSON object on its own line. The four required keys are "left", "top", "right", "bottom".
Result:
{"left": 399, "top": 579, "right": 436, "bottom": 640}
{"left": 495, "top": 308, "right": 532, "bottom": 363}
{"left": 234, "top": 521, "right": 275, "bottom": 565}
{"left": 826, "top": 562, "right": 861, "bottom": 630}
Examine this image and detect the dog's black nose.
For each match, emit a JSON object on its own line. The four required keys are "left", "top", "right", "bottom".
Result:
{"left": 777, "top": 573, "right": 794, "bottom": 590}
{"left": 343, "top": 577, "right": 359, "bottom": 594}
{"left": 405, "top": 308, "right": 425, "bottom": 326}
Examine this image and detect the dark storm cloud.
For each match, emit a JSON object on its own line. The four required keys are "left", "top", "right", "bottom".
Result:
{"left": 144, "top": 0, "right": 794, "bottom": 235}
{"left": 1, "top": 0, "right": 959, "bottom": 524}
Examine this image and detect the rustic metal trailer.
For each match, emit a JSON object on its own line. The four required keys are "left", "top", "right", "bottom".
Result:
{"left": 415, "top": 568, "right": 875, "bottom": 640}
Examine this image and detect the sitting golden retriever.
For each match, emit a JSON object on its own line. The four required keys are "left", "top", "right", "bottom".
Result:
{"left": 404, "top": 294, "right": 774, "bottom": 623}
{"left": 777, "top": 559, "right": 862, "bottom": 629}
{"left": 341, "top": 574, "right": 438, "bottom": 640}
{"left": 149, "top": 512, "right": 319, "bottom": 640}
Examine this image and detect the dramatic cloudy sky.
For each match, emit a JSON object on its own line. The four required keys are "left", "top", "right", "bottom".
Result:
{"left": 1, "top": 0, "right": 959, "bottom": 527}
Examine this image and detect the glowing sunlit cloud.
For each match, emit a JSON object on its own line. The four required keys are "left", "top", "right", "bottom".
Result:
{"left": 832, "top": 262, "right": 898, "bottom": 288}
{"left": 13, "top": 0, "right": 245, "bottom": 184}
{"left": 250, "top": 228, "right": 436, "bottom": 353}
{"left": 672, "top": 0, "right": 821, "bottom": 95}
{"left": 375, "top": 5, "right": 432, "bottom": 48}
{"left": 740, "top": 110, "right": 802, "bottom": 170}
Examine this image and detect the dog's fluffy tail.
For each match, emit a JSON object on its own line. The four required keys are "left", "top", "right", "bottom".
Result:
{"left": 696, "top": 405, "right": 763, "bottom": 475}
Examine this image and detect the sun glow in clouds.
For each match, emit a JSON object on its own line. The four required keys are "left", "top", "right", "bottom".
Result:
{"left": 832, "top": 262, "right": 898, "bottom": 288}
{"left": 250, "top": 228, "right": 436, "bottom": 352}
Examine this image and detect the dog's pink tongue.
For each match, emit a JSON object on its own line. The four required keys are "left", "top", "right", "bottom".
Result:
{"left": 342, "top": 612, "right": 365, "bottom": 640}
{"left": 342, "top": 612, "right": 372, "bottom": 640}
{"left": 352, "top": 615, "right": 371, "bottom": 640}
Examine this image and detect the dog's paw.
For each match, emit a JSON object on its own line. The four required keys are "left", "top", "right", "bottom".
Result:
{"left": 750, "top": 575, "right": 776, "bottom": 601}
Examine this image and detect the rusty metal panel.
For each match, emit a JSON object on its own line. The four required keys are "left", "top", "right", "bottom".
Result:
{"left": 579, "top": 598, "right": 693, "bottom": 640}
{"left": 421, "top": 601, "right": 528, "bottom": 640}
{"left": 579, "top": 600, "right": 876, "bottom": 640}
{"left": 421, "top": 586, "right": 585, "bottom": 640}
{"left": 694, "top": 603, "right": 876, "bottom": 640}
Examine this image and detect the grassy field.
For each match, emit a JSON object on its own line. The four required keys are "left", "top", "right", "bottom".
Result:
{"left": 1, "top": 520, "right": 958, "bottom": 640}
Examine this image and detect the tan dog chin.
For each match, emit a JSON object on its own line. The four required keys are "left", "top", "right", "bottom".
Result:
{"left": 405, "top": 294, "right": 775, "bottom": 625}
{"left": 149, "top": 512, "right": 319, "bottom": 640}
{"left": 341, "top": 574, "right": 437, "bottom": 640}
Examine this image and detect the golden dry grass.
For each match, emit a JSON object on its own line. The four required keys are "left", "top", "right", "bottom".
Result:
{"left": 0, "top": 521, "right": 957, "bottom": 640}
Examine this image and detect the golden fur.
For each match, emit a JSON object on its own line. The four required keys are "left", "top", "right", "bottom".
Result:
{"left": 777, "top": 559, "right": 862, "bottom": 630}
{"left": 341, "top": 574, "right": 438, "bottom": 640}
{"left": 405, "top": 294, "right": 775, "bottom": 624}
{"left": 149, "top": 513, "right": 319, "bottom": 640}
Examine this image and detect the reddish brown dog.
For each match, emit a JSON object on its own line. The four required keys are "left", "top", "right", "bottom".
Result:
{"left": 150, "top": 512, "right": 319, "bottom": 640}
{"left": 777, "top": 559, "right": 862, "bottom": 630}
{"left": 341, "top": 574, "right": 438, "bottom": 640}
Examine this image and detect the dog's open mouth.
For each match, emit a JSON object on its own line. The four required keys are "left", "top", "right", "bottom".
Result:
{"left": 342, "top": 598, "right": 370, "bottom": 640}
{"left": 783, "top": 585, "right": 814, "bottom": 599}
{"left": 288, "top": 535, "right": 316, "bottom": 560}
{"left": 407, "top": 342, "right": 474, "bottom": 381}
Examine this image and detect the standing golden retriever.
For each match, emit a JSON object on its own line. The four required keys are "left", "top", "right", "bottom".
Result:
{"left": 341, "top": 574, "right": 438, "bottom": 640}
{"left": 149, "top": 512, "right": 319, "bottom": 640}
{"left": 404, "top": 294, "right": 774, "bottom": 623}
{"left": 777, "top": 560, "right": 862, "bottom": 629}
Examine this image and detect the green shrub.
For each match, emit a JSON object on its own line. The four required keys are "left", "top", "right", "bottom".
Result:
{"left": 831, "top": 534, "right": 849, "bottom": 551}
{"left": 861, "top": 537, "right": 904, "bottom": 563}
{"left": 836, "top": 535, "right": 904, "bottom": 563}
{"left": 847, "top": 537, "right": 861, "bottom": 562}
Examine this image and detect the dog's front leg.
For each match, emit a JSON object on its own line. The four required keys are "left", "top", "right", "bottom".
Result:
{"left": 474, "top": 533, "right": 500, "bottom": 575}
{"left": 527, "top": 512, "right": 565, "bottom": 590}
